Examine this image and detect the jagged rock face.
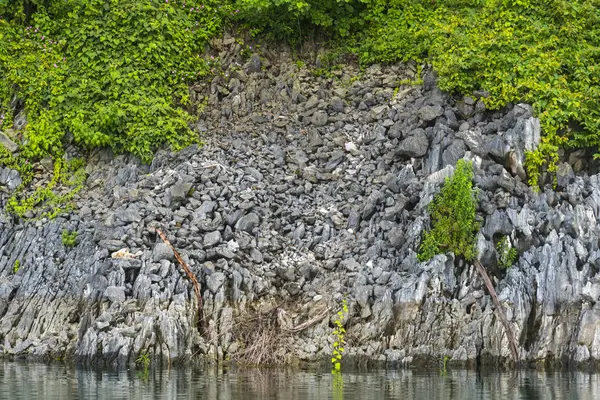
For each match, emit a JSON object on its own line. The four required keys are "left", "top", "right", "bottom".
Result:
{"left": 0, "top": 42, "right": 600, "bottom": 368}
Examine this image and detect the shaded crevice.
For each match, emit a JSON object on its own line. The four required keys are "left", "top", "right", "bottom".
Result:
{"left": 522, "top": 283, "right": 540, "bottom": 352}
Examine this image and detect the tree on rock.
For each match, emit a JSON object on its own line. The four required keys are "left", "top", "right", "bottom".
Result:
{"left": 418, "top": 159, "right": 479, "bottom": 262}
{"left": 417, "top": 158, "right": 520, "bottom": 364}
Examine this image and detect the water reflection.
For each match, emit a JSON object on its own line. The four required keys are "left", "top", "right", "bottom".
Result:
{"left": 0, "top": 362, "right": 599, "bottom": 400}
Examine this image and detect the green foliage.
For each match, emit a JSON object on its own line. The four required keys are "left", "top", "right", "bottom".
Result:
{"left": 135, "top": 351, "right": 150, "bottom": 380}
{"left": 12, "top": 259, "right": 19, "bottom": 274}
{"left": 61, "top": 228, "right": 76, "bottom": 248}
{"left": 496, "top": 236, "right": 518, "bottom": 269}
{"left": 235, "top": 0, "right": 376, "bottom": 42}
{"left": 136, "top": 352, "right": 150, "bottom": 369}
{"left": 331, "top": 298, "right": 348, "bottom": 372}
{"left": 0, "top": 0, "right": 232, "bottom": 162}
{"left": 418, "top": 159, "right": 479, "bottom": 262}
{"left": 5, "top": 156, "right": 87, "bottom": 218}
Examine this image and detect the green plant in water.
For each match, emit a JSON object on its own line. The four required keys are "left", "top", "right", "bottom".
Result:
{"left": 418, "top": 159, "right": 479, "bottom": 262}
{"left": 135, "top": 352, "right": 150, "bottom": 380}
{"left": 136, "top": 352, "right": 150, "bottom": 369}
{"left": 496, "top": 236, "right": 518, "bottom": 269}
{"left": 331, "top": 298, "right": 348, "bottom": 372}
{"left": 12, "top": 259, "right": 19, "bottom": 274}
{"left": 439, "top": 355, "right": 450, "bottom": 375}
{"left": 61, "top": 229, "right": 77, "bottom": 248}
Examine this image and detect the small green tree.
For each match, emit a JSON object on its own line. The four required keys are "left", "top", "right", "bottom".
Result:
{"left": 418, "top": 159, "right": 479, "bottom": 262}
{"left": 496, "top": 236, "right": 518, "bottom": 269}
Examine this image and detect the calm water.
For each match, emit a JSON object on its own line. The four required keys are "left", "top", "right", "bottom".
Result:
{"left": 0, "top": 362, "right": 598, "bottom": 399}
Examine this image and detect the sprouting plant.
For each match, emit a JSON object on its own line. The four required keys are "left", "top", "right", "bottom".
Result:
{"left": 496, "top": 236, "right": 518, "bottom": 269}
{"left": 331, "top": 298, "right": 348, "bottom": 372}
{"left": 13, "top": 259, "right": 20, "bottom": 274}
{"left": 61, "top": 229, "right": 77, "bottom": 248}
{"left": 135, "top": 352, "right": 151, "bottom": 380}
{"left": 136, "top": 352, "right": 150, "bottom": 370}
{"left": 439, "top": 355, "right": 450, "bottom": 375}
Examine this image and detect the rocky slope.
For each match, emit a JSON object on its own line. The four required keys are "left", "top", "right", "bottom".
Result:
{"left": 0, "top": 37, "right": 599, "bottom": 368}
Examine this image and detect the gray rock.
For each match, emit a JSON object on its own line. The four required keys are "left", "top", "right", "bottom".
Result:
{"left": 442, "top": 140, "right": 466, "bottom": 167}
{"left": 457, "top": 129, "right": 486, "bottom": 156}
{"left": 418, "top": 105, "right": 443, "bottom": 122}
{"left": 0, "top": 168, "right": 22, "bottom": 191}
{"left": 116, "top": 208, "right": 142, "bottom": 223}
{"left": 104, "top": 286, "right": 126, "bottom": 303}
{"left": 388, "top": 228, "right": 405, "bottom": 248}
{"left": 204, "top": 231, "right": 222, "bottom": 247}
{"left": 330, "top": 97, "right": 345, "bottom": 113}
{"left": 556, "top": 162, "right": 574, "bottom": 190}
{"left": 235, "top": 213, "right": 260, "bottom": 233}
{"left": 486, "top": 135, "right": 509, "bottom": 159}
{"left": 153, "top": 242, "right": 174, "bottom": 262}
{"left": 169, "top": 182, "right": 193, "bottom": 202}
{"left": 98, "top": 239, "right": 127, "bottom": 252}
{"left": 362, "top": 191, "right": 383, "bottom": 221}
{"left": 206, "top": 272, "right": 226, "bottom": 294}
{"left": 397, "top": 129, "right": 429, "bottom": 158}
{"left": 246, "top": 54, "right": 261, "bottom": 73}
{"left": 0, "top": 131, "right": 18, "bottom": 152}
{"left": 456, "top": 102, "right": 474, "bottom": 118}
{"left": 311, "top": 111, "right": 328, "bottom": 127}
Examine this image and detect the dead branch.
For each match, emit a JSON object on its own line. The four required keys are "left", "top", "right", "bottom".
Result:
{"left": 285, "top": 306, "right": 331, "bottom": 333}
{"left": 155, "top": 228, "right": 205, "bottom": 333}
{"left": 473, "top": 259, "right": 519, "bottom": 364}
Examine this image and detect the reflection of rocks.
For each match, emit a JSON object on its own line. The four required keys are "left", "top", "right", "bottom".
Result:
{"left": 1, "top": 38, "right": 600, "bottom": 368}
{"left": 3, "top": 363, "right": 600, "bottom": 399}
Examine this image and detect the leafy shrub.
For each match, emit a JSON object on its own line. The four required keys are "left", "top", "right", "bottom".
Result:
{"left": 418, "top": 159, "right": 479, "bottom": 262}
{"left": 0, "top": 0, "right": 231, "bottom": 162}
{"left": 496, "top": 236, "right": 517, "bottom": 268}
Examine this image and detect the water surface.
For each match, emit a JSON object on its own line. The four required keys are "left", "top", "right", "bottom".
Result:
{"left": 0, "top": 362, "right": 598, "bottom": 399}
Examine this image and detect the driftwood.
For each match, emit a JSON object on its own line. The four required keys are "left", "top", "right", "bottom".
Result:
{"left": 286, "top": 306, "right": 331, "bottom": 333}
{"left": 155, "top": 228, "right": 205, "bottom": 333}
{"left": 473, "top": 258, "right": 519, "bottom": 364}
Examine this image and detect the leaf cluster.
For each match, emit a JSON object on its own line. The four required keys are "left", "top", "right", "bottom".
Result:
{"left": 61, "top": 228, "right": 77, "bottom": 248}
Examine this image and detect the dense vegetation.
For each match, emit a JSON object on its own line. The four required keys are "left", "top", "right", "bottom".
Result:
{"left": 418, "top": 159, "right": 480, "bottom": 262}
{"left": 1, "top": 0, "right": 599, "bottom": 207}
{"left": 1, "top": 0, "right": 230, "bottom": 162}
